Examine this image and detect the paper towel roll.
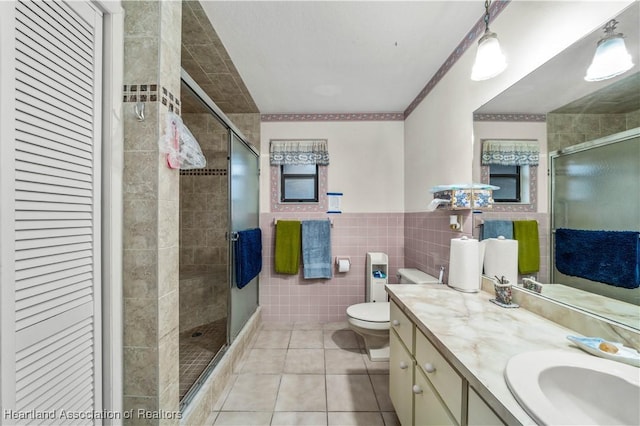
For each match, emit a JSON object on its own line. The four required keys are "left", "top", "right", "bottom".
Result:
{"left": 448, "top": 236, "right": 480, "bottom": 293}
{"left": 338, "top": 259, "right": 350, "bottom": 273}
{"left": 483, "top": 236, "right": 518, "bottom": 286}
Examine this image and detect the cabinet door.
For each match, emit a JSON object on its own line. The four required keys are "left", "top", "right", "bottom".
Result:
{"left": 390, "top": 329, "right": 413, "bottom": 426}
{"left": 468, "top": 387, "right": 505, "bottom": 426}
{"left": 391, "top": 301, "right": 414, "bottom": 351}
{"left": 414, "top": 368, "right": 456, "bottom": 426}
{"left": 415, "top": 330, "right": 463, "bottom": 424}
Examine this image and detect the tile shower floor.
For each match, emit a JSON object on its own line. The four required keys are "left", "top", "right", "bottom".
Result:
{"left": 180, "top": 318, "right": 228, "bottom": 400}
{"left": 211, "top": 322, "right": 400, "bottom": 426}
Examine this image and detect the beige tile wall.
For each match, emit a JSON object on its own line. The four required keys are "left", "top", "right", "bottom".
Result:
{"left": 181, "top": 1, "right": 258, "bottom": 114}
{"left": 123, "top": 1, "right": 182, "bottom": 424}
{"left": 547, "top": 109, "right": 640, "bottom": 152}
{"left": 228, "top": 113, "right": 262, "bottom": 149}
{"left": 180, "top": 113, "right": 228, "bottom": 277}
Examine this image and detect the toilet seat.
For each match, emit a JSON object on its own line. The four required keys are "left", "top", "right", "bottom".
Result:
{"left": 346, "top": 302, "right": 390, "bottom": 330}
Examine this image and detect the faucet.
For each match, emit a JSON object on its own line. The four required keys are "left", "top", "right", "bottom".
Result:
{"left": 438, "top": 265, "right": 445, "bottom": 284}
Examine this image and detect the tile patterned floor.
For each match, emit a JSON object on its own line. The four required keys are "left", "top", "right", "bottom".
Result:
{"left": 211, "top": 322, "right": 400, "bottom": 426}
{"left": 180, "top": 318, "right": 228, "bottom": 400}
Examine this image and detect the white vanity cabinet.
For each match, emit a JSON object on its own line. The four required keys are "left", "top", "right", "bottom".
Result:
{"left": 390, "top": 301, "right": 459, "bottom": 425}
{"left": 389, "top": 300, "right": 504, "bottom": 426}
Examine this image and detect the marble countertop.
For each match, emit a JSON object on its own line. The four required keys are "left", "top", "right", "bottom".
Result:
{"left": 386, "top": 284, "right": 588, "bottom": 425}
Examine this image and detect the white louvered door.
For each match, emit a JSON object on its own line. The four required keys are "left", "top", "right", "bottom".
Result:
{"left": 2, "top": 0, "right": 103, "bottom": 421}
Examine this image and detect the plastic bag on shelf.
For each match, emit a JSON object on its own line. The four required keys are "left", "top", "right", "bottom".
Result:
{"left": 160, "top": 111, "right": 207, "bottom": 169}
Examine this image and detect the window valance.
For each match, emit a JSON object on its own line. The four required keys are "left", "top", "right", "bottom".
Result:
{"left": 481, "top": 140, "right": 539, "bottom": 166}
{"left": 270, "top": 139, "right": 329, "bottom": 165}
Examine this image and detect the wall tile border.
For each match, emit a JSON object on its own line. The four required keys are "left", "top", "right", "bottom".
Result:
{"left": 261, "top": 112, "right": 405, "bottom": 122}
{"left": 179, "top": 168, "right": 227, "bottom": 176}
{"left": 124, "top": 83, "right": 181, "bottom": 115}
{"left": 474, "top": 113, "right": 547, "bottom": 122}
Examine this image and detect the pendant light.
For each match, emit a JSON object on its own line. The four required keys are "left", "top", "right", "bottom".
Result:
{"left": 471, "top": 0, "right": 507, "bottom": 81}
{"left": 584, "top": 19, "right": 634, "bottom": 82}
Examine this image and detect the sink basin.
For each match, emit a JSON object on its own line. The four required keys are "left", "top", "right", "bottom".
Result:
{"left": 505, "top": 349, "right": 640, "bottom": 425}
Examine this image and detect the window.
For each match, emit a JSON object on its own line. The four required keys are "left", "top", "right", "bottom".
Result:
{"left": 481, "top": 140, "right": 537, "bottom": 205}
{"left": 490, "top": 165, "right": 521, "bottom": 202}
{"left": 280, "top": 164, "right": 319, "bottom": 202}
{"left": 270, "top": 139, "right": 328, "bottom": 206}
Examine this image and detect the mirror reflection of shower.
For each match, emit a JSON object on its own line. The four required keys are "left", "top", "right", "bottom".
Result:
{"left": 178, "top": 80, "right": 230, "bottom": 404}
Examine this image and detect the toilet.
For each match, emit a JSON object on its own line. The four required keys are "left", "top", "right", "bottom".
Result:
{"left": 346, "top": 268, "right": 439, "bottom": 361}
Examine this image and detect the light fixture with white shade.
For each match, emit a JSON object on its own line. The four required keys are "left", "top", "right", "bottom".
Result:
{"left": 471, "top": 0, "right": 507, "bottom": 81}
{"left": 584, "top": 19, "right": 634, "bottom": 82}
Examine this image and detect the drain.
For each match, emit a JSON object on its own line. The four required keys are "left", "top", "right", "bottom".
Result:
{"left": 191, "top": 331, "right": 203, "bottom": 337}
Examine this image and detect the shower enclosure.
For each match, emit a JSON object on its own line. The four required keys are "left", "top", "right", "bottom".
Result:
{"left": 550, "top": 127, "right": 640, "bottom": 305}
{"left": 178, "top": 70, "right": 260, "bottom": 407}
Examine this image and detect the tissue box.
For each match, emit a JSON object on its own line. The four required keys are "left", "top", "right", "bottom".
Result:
{"left": 433, "top": 188, "right": 494, "bottom": 210}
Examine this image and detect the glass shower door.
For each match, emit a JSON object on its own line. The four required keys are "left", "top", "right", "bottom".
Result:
{"left": 550, "top": 130, "right": 640, "bottom": 304}
{"left": 229, "top": 131, "right": 260, "bottom": 340}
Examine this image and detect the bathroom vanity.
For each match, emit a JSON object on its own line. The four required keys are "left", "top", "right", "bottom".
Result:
{"left": 386, "top": 282, "right": 636, "bottom": 425}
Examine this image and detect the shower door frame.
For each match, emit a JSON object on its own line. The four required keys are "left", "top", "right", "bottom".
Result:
{"left": 228, "top": 131, "right": 260, "bottom": 341}
{"left": 179, "top": 69, "right": 260, "bottom": 409}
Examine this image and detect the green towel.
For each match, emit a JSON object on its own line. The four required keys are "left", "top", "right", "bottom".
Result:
{"left": 274, "top": 220, "right": 301, "bottom": 274}
{"left": 513, "top": 220, "right": 540, "bottom": 274}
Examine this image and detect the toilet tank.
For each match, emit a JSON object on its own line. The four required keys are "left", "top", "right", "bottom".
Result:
{"left": 397, "top": 268, "right": 439, "bottom": 284}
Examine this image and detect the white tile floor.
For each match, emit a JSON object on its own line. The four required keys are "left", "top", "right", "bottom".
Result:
{"left": 211, "top": 322, "right": 400, "bottom": 426}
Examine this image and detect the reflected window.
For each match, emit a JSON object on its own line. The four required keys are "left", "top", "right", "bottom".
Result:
{"left": 490, "top": 165, "right": 526, "bottom": 202}
{"left": 280, "top": 164, "right": 318, "bottom": 202}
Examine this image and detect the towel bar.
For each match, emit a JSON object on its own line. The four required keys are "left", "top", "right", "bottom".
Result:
{"left": 273, "top": 218, "right": 333, "bottom": 227}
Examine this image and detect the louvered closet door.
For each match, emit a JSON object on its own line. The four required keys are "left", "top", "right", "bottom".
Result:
{"left": 12, "top": 0, "right": 103, "bottom": 418}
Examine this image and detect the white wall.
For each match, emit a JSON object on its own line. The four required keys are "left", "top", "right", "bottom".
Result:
{"left": 404, "top": 1, "right": 633, "bottom": 212}
{"left": 260, "top": 120, "right": 405, "bottom": 213}
{"left": 473, "top": 121, "right": 548, "bottom": 213}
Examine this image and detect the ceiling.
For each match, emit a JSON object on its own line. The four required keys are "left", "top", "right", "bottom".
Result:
{"left": 476, "top": 1, "right": 639, "bottom": 115}
{"left": 196, "top": 1, "right": 486, "bottom": 115}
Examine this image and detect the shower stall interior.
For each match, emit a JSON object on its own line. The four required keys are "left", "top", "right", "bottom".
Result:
{"left": 178, "top": 71, "right": 260, "bottom": 406}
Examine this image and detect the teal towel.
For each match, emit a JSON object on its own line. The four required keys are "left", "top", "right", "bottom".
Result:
{"left": 302, "top": 220, "right": 332, "bottom": 279}
{"left": 481, "top": 220, "right": 513, "bottom": 240}
{"left": 513, "top": 220, "right": 540, "bottom": 274}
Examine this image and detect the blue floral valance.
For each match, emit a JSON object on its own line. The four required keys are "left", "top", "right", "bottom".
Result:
{"left": 270, "top": 139, "right": 329, "bottom": 165}
{"left": 481, "top": 140, "right": 539, "bottom": 166}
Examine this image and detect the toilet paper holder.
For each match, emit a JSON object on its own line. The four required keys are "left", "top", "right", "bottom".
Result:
{"left": 449, "top": 215, "right": 462, "bottom": 232}
{"left": 335, "top": 257, "right": 351, "bottom": 273}
{"left": 335, "top": 256, "right": 351, "bottom": 266}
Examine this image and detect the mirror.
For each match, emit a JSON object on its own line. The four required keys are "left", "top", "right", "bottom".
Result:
{"left": 473, "top": 2, "right": 640, "bottom": 330}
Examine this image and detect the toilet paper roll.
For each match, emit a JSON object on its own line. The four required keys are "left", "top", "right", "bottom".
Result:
{"left": 338, "top": 259, "right": 350, "bottom": 273}
{"left": 483, "top": 237, "right": 518, "bottom": 286}
{"left": 448, "top": 236, "right": 481, "bottom": 293}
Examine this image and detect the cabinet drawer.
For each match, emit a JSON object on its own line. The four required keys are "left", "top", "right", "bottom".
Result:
{"left": 389, "top": 330, "right": 414, "bottom": 426}
{"left": 415, "top": 331, "right": 462, "bottom": 424}
{"left": 414, "top": 367, "right": 456, "bottom": 426}
{"left": 390, "top": 301, "right": 414, "bottom": 352}
{"left": 468, "top": 387, "right": 505, "bottom": 426}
